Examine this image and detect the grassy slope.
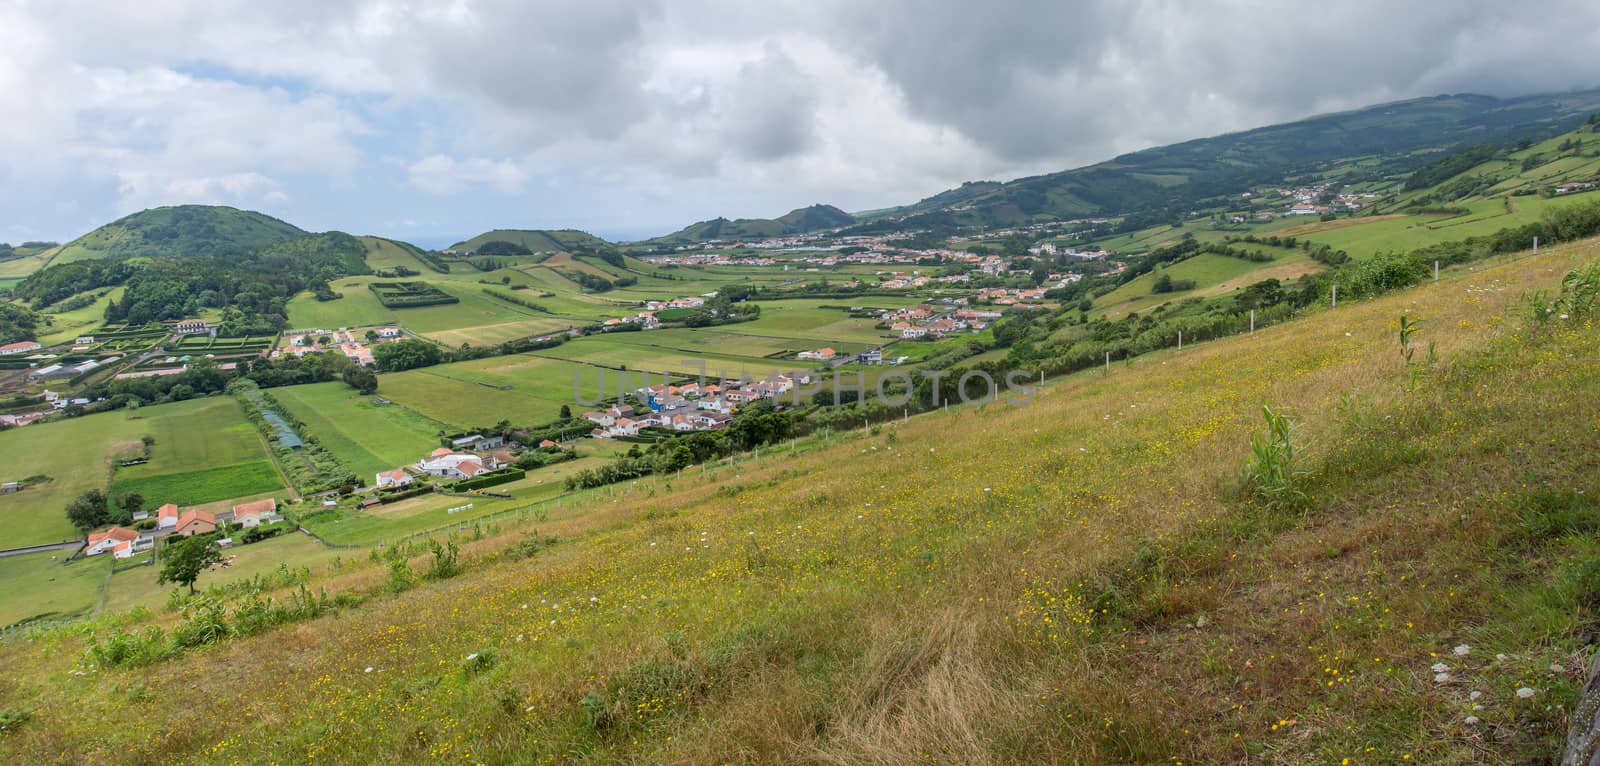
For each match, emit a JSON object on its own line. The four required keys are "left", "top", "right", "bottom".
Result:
{"left": 46, "top": 205, "right": 305, "bottom": 264}
{"left": 4, "top": 239, "right": 1599, "bottom": 762}
{"left": 0, "top": 552, "right": 109, "bottom": 626}
{"left": 0, "top": 396, "right": 277, "bottom": 546}
{"left": 270, "top": 381, "right": 448, "bottom": 480}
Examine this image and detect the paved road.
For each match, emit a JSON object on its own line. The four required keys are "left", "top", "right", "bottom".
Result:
{"left": 0, "top": 539, "right": 81, "bottom": 559}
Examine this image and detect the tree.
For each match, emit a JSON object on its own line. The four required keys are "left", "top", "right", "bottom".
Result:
{"left": 66, "top": 489, "right": 110, "bottom": 533}
{"left": 342, "top": 366, "right": 379, "bottom": 395}
{"left": 158, "top": 534, "right": 220, "bottom": 595}
{"left": 365, "top": 329, "right": 379, "bottom": 343}
{"left": 372, "top": 338, "right": 443, "bottom": 372}
{"left": 559, "top": 404, "right": 572, "bottom": 420}
{"left": 118, "top": 491, "right": 145, "bottom": 519}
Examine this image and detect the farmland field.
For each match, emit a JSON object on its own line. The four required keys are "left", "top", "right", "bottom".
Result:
{"left": 0, "top": 396, "right": 280, "bottom": 546}
{"left": 108, "top": 460, "right": 282, "bottom": 508}
{"left": 1094, "top": 249, "right": 1319, "bottom": 316}
{"left": 99, "top": 532, "right": 354, "bottom": 616}
{"left": 0, "top": 551, "right": 109, "bottom": 627}
{"left": 707, "top": 299, "right": 901, "bottom": 344}
{"left": 1290, "top": 190, "right": 1600, "bottom": 258}
{"left": 378, "top": 355, "right": 601, "bottom": 428}
{"left": 535, "top": 333, "right": 811, "bottom": 381}
{"left": 271, "top": 382, "right": 448, "bottom": 479}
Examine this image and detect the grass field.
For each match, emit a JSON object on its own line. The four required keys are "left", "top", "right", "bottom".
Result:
{"left": 34, "top": 287, "right": 125, "bottom": 345}
{"left": 536, "top": 334, "right": 808, "bottom": 382}
{"left": 99, "top": 532, "right": 354, "bottom": 616}
{"left": 0, "top": 552, "right": 108, "bottom": 627}
{"left": 1289, "top": 190, "right": 1600, "bottom": 258}
{"left": 0, "top": 397, "right": 280, "bottom": 546}
{"left": 106, "top": 396, "right": 285, "bottom": 506}
{"left": 710, "top": 299, "right": 899, "bottom": 345}
{"left": 271, "top": 382, "right": 449, "bottom": 479}
{"left": 5, "top": 238, "right": 1600, "bottom": 762}
{"left": 1094, "top": 248, "right": 1319, "bottom": 316}
{"left": 379, "top": 355, "right": 602, "bottom": 428}
{"left": 6, "top": 238, "right": 1598, "bottom": 763}
{"left": 109, "top": 461, "right": 282, "bottom": 508}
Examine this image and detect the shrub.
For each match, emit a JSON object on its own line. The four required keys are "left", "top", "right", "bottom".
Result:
{"left": 1240, "top": 405, "right": 1307, "bottom": 509}
{"left": 83, "top": 626, "right": 174, "bottom": 668}
{"left": 424, "top": 539, "right": 461, "bottom": 581}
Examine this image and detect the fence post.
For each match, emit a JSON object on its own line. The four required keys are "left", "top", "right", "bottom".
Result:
{"left": 1104, "top": 351, "right": 1110, "bottom": 374}
{"left": 1177, "top": 330, "right": 1182, "bottom": 350}
{"left": 1250, "top": 309, "right": 1255, "bottom": 334}
{"left": 1434, "top": 260, "right": 1440, "bottom": 282}
{"left": 1331, "top": 285, "right": 1338, "bottom": 309}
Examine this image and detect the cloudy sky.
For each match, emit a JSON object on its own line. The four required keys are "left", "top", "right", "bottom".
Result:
{"left": 3, "top": 0, "right": 1599, "bottom": 245}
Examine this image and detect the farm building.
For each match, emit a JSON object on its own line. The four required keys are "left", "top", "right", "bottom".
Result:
{"left": 376, "top": 468, "right": 413, "bottom": 487}
{"left": 174, "top": 510, "right": 218, "bottom": 537}
{"left": 232, "top": 498, "right": 281, "bottom": 528}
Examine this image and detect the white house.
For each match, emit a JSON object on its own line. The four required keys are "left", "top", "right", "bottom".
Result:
{"left": 0, "top": 341, "right": 42, "bottom": 356}
{"left": 85, "top": 527, "right": 150, "bottom": 558}
{"left": 157, "top": 503, "right": 180, "bottom": 530}
{"left": 416, "top": 452, "right": 493, "bottom": 479}
{"left": 376, "top": 468, "right": 414, "bottom": 487}
{"left": 232, "top": 498, "right": 279, "bottom": 528}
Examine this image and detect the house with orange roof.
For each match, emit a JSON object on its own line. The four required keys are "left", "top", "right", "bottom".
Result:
{"left": 157, "top": 503, "right": 181, "bottom": 530}
{"left": 231, "top": 498, "right": 280, "bottom": 528}
{"left": 376, "top": 467, "right": 414, "bottom": 488}
{"left": 175, "top": 509, "right": 218, "bottom": 537}
{"left": 85, "top": 526, "right": 146, "bottom": 557}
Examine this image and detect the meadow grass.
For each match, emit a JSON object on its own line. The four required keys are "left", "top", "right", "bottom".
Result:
{"left": 378, "top": 355, "right": 601, "bottom": 428}
{"left": 270, "top": 381, "right": 448, "bottom": 479}
{"left": 0, "top": 396, "right": 272, "bottom": 546}
{"left": 2, "top": 240, "right": 1599, "bottom": 762}
{"left": 108, "top": 461, "right": 282, "bottom": 508}
{"left": 0, "top": 552, "right": 108, "bottom": 626}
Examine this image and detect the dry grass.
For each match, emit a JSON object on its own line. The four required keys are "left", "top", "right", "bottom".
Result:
{"left": 3, "top": 241, "right": 1600, "bottom": 763}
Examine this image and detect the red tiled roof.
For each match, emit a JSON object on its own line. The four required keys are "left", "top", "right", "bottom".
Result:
{"left": 176, "top": 510, "right": 216, "bottom": 530}
{"left": 232, "top": 498, "right": 277, "bottom": 517}
{"left": 88, "top": 526, "right": 140, "bottom": 545}
{"left": 158, "top": 503, "right": 180, "bottom": 521}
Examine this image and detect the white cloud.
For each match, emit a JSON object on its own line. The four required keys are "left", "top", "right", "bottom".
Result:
{"left": 407, "top": 155, "right": 528, "bottom": 195}
{"left": 4, "top": 0, "right": 1600, "bottom": 240}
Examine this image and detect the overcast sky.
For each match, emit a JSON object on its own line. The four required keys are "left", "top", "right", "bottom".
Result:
{"left": 4, "top": 0, "right": 1599, "bottom": 245}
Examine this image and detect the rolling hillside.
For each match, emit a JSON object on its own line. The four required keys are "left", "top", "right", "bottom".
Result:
{"left": 4, "top": 237, "right": 1599, "bottom": 762}
{"left": 447, "top": 229, "right": 611, "bottom": 255}
{"left": 45, "top": 205, "right": 306, "bottom": 264}
{"left": 645, "top": 203, "right": 856, "bottom": 244}
{"left": 862, "top": 88, "right": 1600, "bottom": 229}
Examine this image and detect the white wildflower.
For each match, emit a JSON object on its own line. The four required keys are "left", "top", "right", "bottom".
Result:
{"left": 1517, "top": 687, "right": 1536, "bottom": 699}
{"left": 1435, "top": 672, "right": 1452, "bottom": 683}
{"left": 1453, "top": 644, "right": 1470, "bottom": 656}
{"left": 1464, "top": 716, "right": 1479, "bottom": 725}
{"left": 1431, "top": 662, "right": 1450, "bottom": 673}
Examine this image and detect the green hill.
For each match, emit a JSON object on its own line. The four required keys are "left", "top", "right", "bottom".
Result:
{"left": 5, "top": 237, "right": 1600, "bottom": 762}
{"left": 860, "top": 89, "right": 1600, "bottom": 230}
{"left": 448, "top": 229, "right": 611, "bottom": 255}
{"left": 647, "top": 203, "right": 857, "bottom": 244}
{"left": 257, "top": 231, "right": 372, "bottom": 277}
{"left": 46, "top": 205, "right": 306, "bottom": 264}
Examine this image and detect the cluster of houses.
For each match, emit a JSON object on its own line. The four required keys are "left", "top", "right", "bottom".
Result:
{"left": 600, "top": 296, "right": 712, "bottom": 330}
{"left": 882, "top": 304, "right": 1002, "bottom": 340}
{"left": 1556, "top": 180, "right": 1597, "bottom": 195}
{"left": 581, "top": 373, "right": 813, "bottom": 436}
{"left": 279, "top": 326, "right": 401, "bottom": 365}
{"left": 375, "top": 433, "right": 518, "bottom": 488}
{"left": 83, "top": 499, "right": 283, "bottom": 559}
